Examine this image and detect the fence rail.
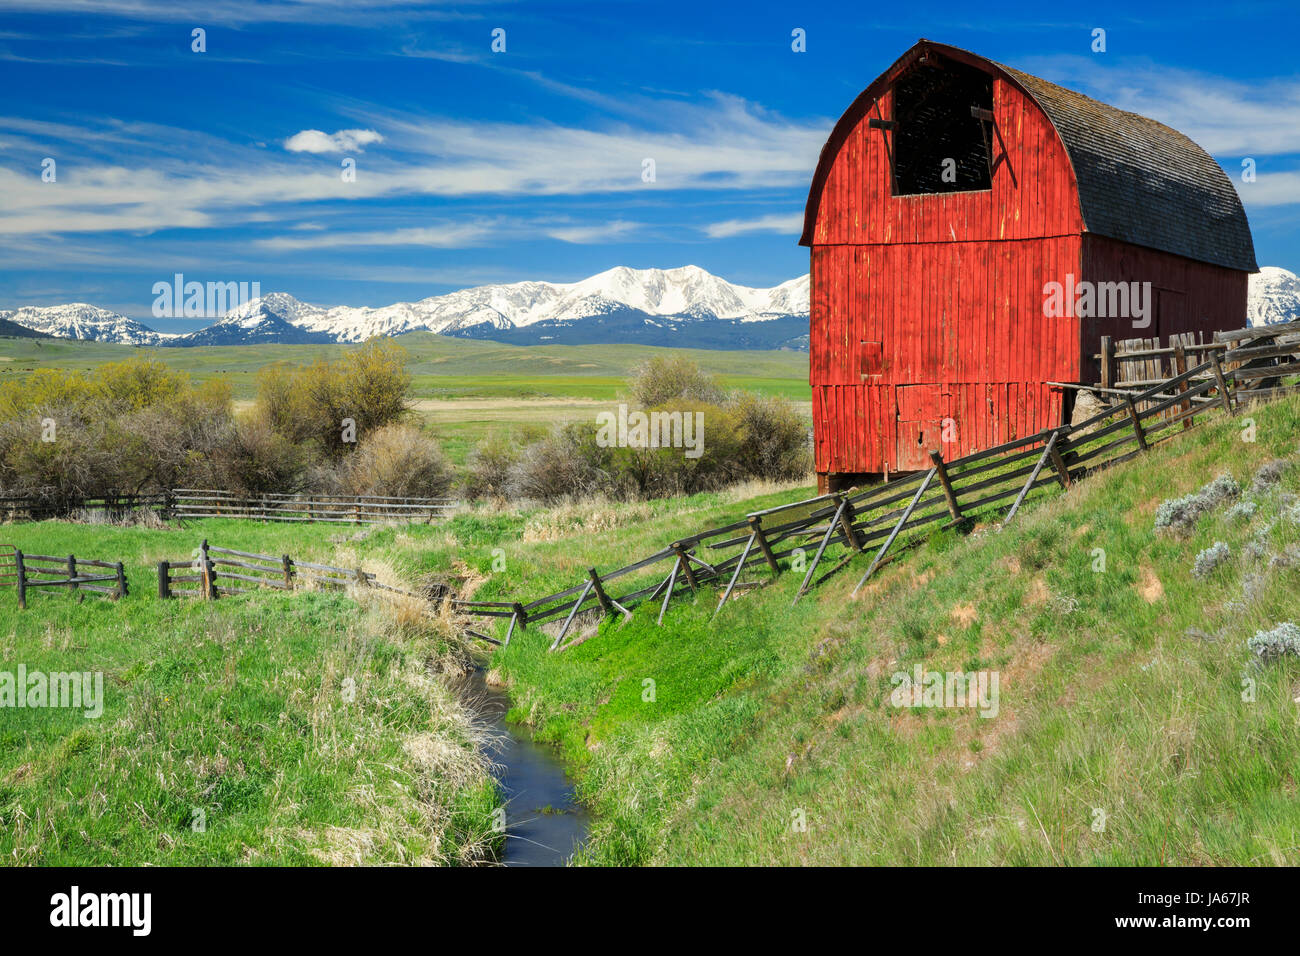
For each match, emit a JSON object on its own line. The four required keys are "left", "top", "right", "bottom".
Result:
{"left": 169, "top": 490, "right": 457, "bottom": 524}
{"left": 450, "top": 336, "right": 1300, "bottom": 652}
{"left": 12, "top": 549, "right": 127, "bottom": 608}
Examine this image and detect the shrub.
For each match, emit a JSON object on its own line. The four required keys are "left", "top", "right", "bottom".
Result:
{"left": 463, "top": 433, "right": 521, "bottom": 501}
{"left": 506, "top": 422, "right": 608, "bottom": 504}
{"left": 341, "top": 423, "right": 453, "bottom": 498}
{"left": 1226, "top": 500, "right": 1258, "bottom": 522}
{"left": 1246, "top": 622, "right": 1300, "bottom": 661}
{"left": 627, "top": 357, "right": 724, "bottom": 408}
{"left": 1250, "top": 458, "right": 1290, "bottom": 494}
{"left": 1154, "top": 474, "right": 1240, "bottom": 534}
{"left": 729, "top": 392, "right": 811, "bottom": 481}
{"left": 1191, "top": 541, "right": 1231, "bottom": 578}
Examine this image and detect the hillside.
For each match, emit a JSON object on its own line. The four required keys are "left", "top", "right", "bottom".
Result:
{"left": 463, "top": 393, "right": 1300, "bottom": 864}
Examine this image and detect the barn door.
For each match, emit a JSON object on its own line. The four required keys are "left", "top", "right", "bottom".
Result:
{"left": 895, "top": 385, "right": 945, "bottom": 471}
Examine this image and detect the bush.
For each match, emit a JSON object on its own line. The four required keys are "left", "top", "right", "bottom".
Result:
{"left": 627, "top": 357, "right": 724, "bottom": 408}
{"left": 729, "top": 392, "right": 811, "bottom": 481}
{"left": 1247, "top": 622, "right": 1300, "bottom": 661}
{"left": 1154, "top": 474, "right": 1240, "bottom": 534}
{"left": 1191, "top": 541, "right": 1231, "bottom": 578}
{"left": 506, "top": 423, "right": 608, "bottom": 504}
{"left": 341, "top": 423, "right": 453, "bottom": 498}
{"left": 463, "top": 433, "right": 520, "bottom": 501}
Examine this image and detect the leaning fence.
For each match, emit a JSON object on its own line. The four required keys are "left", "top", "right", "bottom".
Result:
{"left": 455, "top": 322, "right": 1300, "bottom": 652}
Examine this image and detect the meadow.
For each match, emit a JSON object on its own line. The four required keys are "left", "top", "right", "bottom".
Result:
{"left": 0, "top": 333, "right": 811, "bottom": 465}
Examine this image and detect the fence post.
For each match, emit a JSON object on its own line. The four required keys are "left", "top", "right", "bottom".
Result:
{"left": 1123, "top": 398, "right": 1149, "bottom": 452}
{"left": 15, "top": 549, "right": 25, "bottom": 610}
{"left": 114, "top": 562, "right": 127, "bottom": 600}
{"left": 1209, "top": 354, "right": 1234, "bottom": 415}
{"left": 68, "top": 554, "right": 78, "bottom": 596}
{"left": 282, "top": 554, "right": 293, "bottom": 589}
{"left": 1173, "top": 343, "right": 1193, "bottom": 429}
{"left": 1047, "top": 437, "right": 1073, "bottom": 490}
{"left": 199, "top": 538, "right": 215, "bottom": 600}
{"left": 587, "top": 568, "right": 614, "bottom": 615}
{"left": 158, "top": 561, "right": 171, "bottom": 600}
{"left": 928, "top": 450, "right": 963, "bottom": 520}
{"left": 1100, "top": 336, "right": 1114, "bottom": 390}
{"left": 835, "top": 494, "right": 862, "bottom": 550}
{"left": 748, "top": 516, "right": 780, "bottom": 575}
{"left": 671, "top": 543, "right": 699, "bottom": 592}
{"left": 355, "top": 567, "right": 369, "bottom": 588}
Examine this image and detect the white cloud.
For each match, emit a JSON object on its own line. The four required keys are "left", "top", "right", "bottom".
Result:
{"left": 545, "top": 220, "right": 638, "bottom": 243}
{"left": 283, "top": 128, "right": 384, "bottom": 154}
{"left": 704, "top": 212, "right": 802, "bottom": 239}
{"left": 254, "top": 223, "right": 494, "bottom": 251}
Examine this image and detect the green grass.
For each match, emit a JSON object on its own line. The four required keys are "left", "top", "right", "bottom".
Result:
{"left": 0, "top": 332, "right": 811, "bottom": 466}
{"left": 0, "top": 332, "right": 810, "bottom": 402}
{"left": 468, "top": 394, "right": 1300, "bottom": 865}
{"left": 9, "top": 391, "right": 1296, "bottom": 866}
{"left": 0, "top": 519, "right": 500, "bottom": 865}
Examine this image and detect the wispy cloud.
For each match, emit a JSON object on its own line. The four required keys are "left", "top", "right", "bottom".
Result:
{"left": 704, "top": 212, "right": 802, "bottom": 238}
{"left": 0, "top": 93, "right": 829, "bottom": 236}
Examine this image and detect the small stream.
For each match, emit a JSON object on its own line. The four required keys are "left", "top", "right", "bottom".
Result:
{"left": 465, "top": 669, "right": 590, "bottom": 867}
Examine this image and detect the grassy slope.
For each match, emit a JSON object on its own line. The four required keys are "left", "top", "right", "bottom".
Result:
{"left": 0, "top": 520, "right": 498, "bottom": 865}
{"left": 481, "top": 394, "right": 1300, "bottom": 865}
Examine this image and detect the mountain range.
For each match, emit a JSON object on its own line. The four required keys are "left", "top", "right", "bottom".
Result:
{"left": 3, "top": 264, "right": 1298, "bottom": 351}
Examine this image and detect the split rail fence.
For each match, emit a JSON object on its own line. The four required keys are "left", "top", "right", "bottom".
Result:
{"left": 170, "top": 491, "right": 457, "bottom": 524}
{"left": 12, "top": 549, "right": 128, "bottom": 609}
{"left": 456, "top": 320, "right": 1300, "bottom": 652}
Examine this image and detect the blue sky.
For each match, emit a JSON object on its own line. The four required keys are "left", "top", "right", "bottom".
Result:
{"left": 2, "top": 0, "right": 1298, "bottom": 332}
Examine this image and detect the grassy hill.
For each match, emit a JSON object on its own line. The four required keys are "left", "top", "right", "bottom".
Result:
{"left": 472, "top": 392, "right": 1300, "bottom": 864}
{"left": 7, "top": 392, "right": 1296, "bottom": 865}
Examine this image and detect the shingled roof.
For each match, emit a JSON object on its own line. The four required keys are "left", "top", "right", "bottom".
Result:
{"left": 801, "top": 40, "right": 1258, "bottom": 273}
{"left": 997, "top": 59, "right": 1257, "bottom": 272}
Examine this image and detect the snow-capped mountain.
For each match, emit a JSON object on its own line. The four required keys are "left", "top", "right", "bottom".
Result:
{"left": 1248, "top": 266, "right": 1300, "bottom": 327}
{"left": 0, "top": 303, "right": 167, "bottom": 346}
{"left": 207, "top": 265, "right": 811, "bottom": 345}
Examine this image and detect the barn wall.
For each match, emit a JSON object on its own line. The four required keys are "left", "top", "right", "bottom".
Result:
{"left": 808, "top": 71, "right": 1086, "bottom": 476}
{"left": 1079, "top": 235, "right": 1250, "bottom": 381}
{"left": 809, "top": 79, "right": 1084, "bottom": 246}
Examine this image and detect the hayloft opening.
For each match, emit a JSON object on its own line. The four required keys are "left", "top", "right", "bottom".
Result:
{"left": 892, "top": 59, "right": 994, "bottom": 196}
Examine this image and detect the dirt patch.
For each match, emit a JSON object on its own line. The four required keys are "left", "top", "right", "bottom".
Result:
{"left": 950, "top": 603, "right": 978, "bottom": 627}
{"left": 997, "top": 556, "right": 1022, "bottom": 575}
{"left": 1026, "top": 577, "right": 1051, "bottom": 606}
{"left": 1137, "top": 566, "right": 1164, "bottom": 603}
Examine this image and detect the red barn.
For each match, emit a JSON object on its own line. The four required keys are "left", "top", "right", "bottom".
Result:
{"left": 801, "top": 39, "right": 1256, "bottom": 491}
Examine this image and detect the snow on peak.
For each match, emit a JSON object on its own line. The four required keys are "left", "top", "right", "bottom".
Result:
{"left": 1248, "top": 266, "right": 1300, "bottom": 328}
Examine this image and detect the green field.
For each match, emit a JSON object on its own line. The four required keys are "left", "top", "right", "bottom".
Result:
{"left": 0, "top": 333, "right": 810, "bottom": 401}
{"left": 0, "top": 333, "right": 811, "bottom": 465}
{"left": 0, "top": 519, "right": 500, "bottom": 865}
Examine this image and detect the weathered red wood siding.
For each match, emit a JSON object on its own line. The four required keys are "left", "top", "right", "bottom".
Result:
{"left": 809, "top": 77, "right": 1082, "bottom": 476}
{"left": 1078, "top": 235, "right": 1250, "bottom": 381}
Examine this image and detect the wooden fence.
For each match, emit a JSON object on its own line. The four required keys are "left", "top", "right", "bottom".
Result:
{"left": 12, "top": 550, "right": 128, "bottom": 609}
{"left": 451, "top": 327, "right": 1300, "bottom": 652}
{"left": 170, "top": 490, "right": 457, "bottom": 524}
{"left": 154, "top": 540, "right": 509, "bottom": 641}
{"left": 0, "top": 493, "right": 169, "bottom": 523}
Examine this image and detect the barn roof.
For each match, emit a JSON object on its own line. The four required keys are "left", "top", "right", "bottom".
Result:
{"left": 800, "top": 40, "right": 1258, "bottom": 273}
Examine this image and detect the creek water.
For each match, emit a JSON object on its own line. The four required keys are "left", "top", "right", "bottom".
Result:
{"left": 466, "top": 669, "right": 590, "bottom": 867}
